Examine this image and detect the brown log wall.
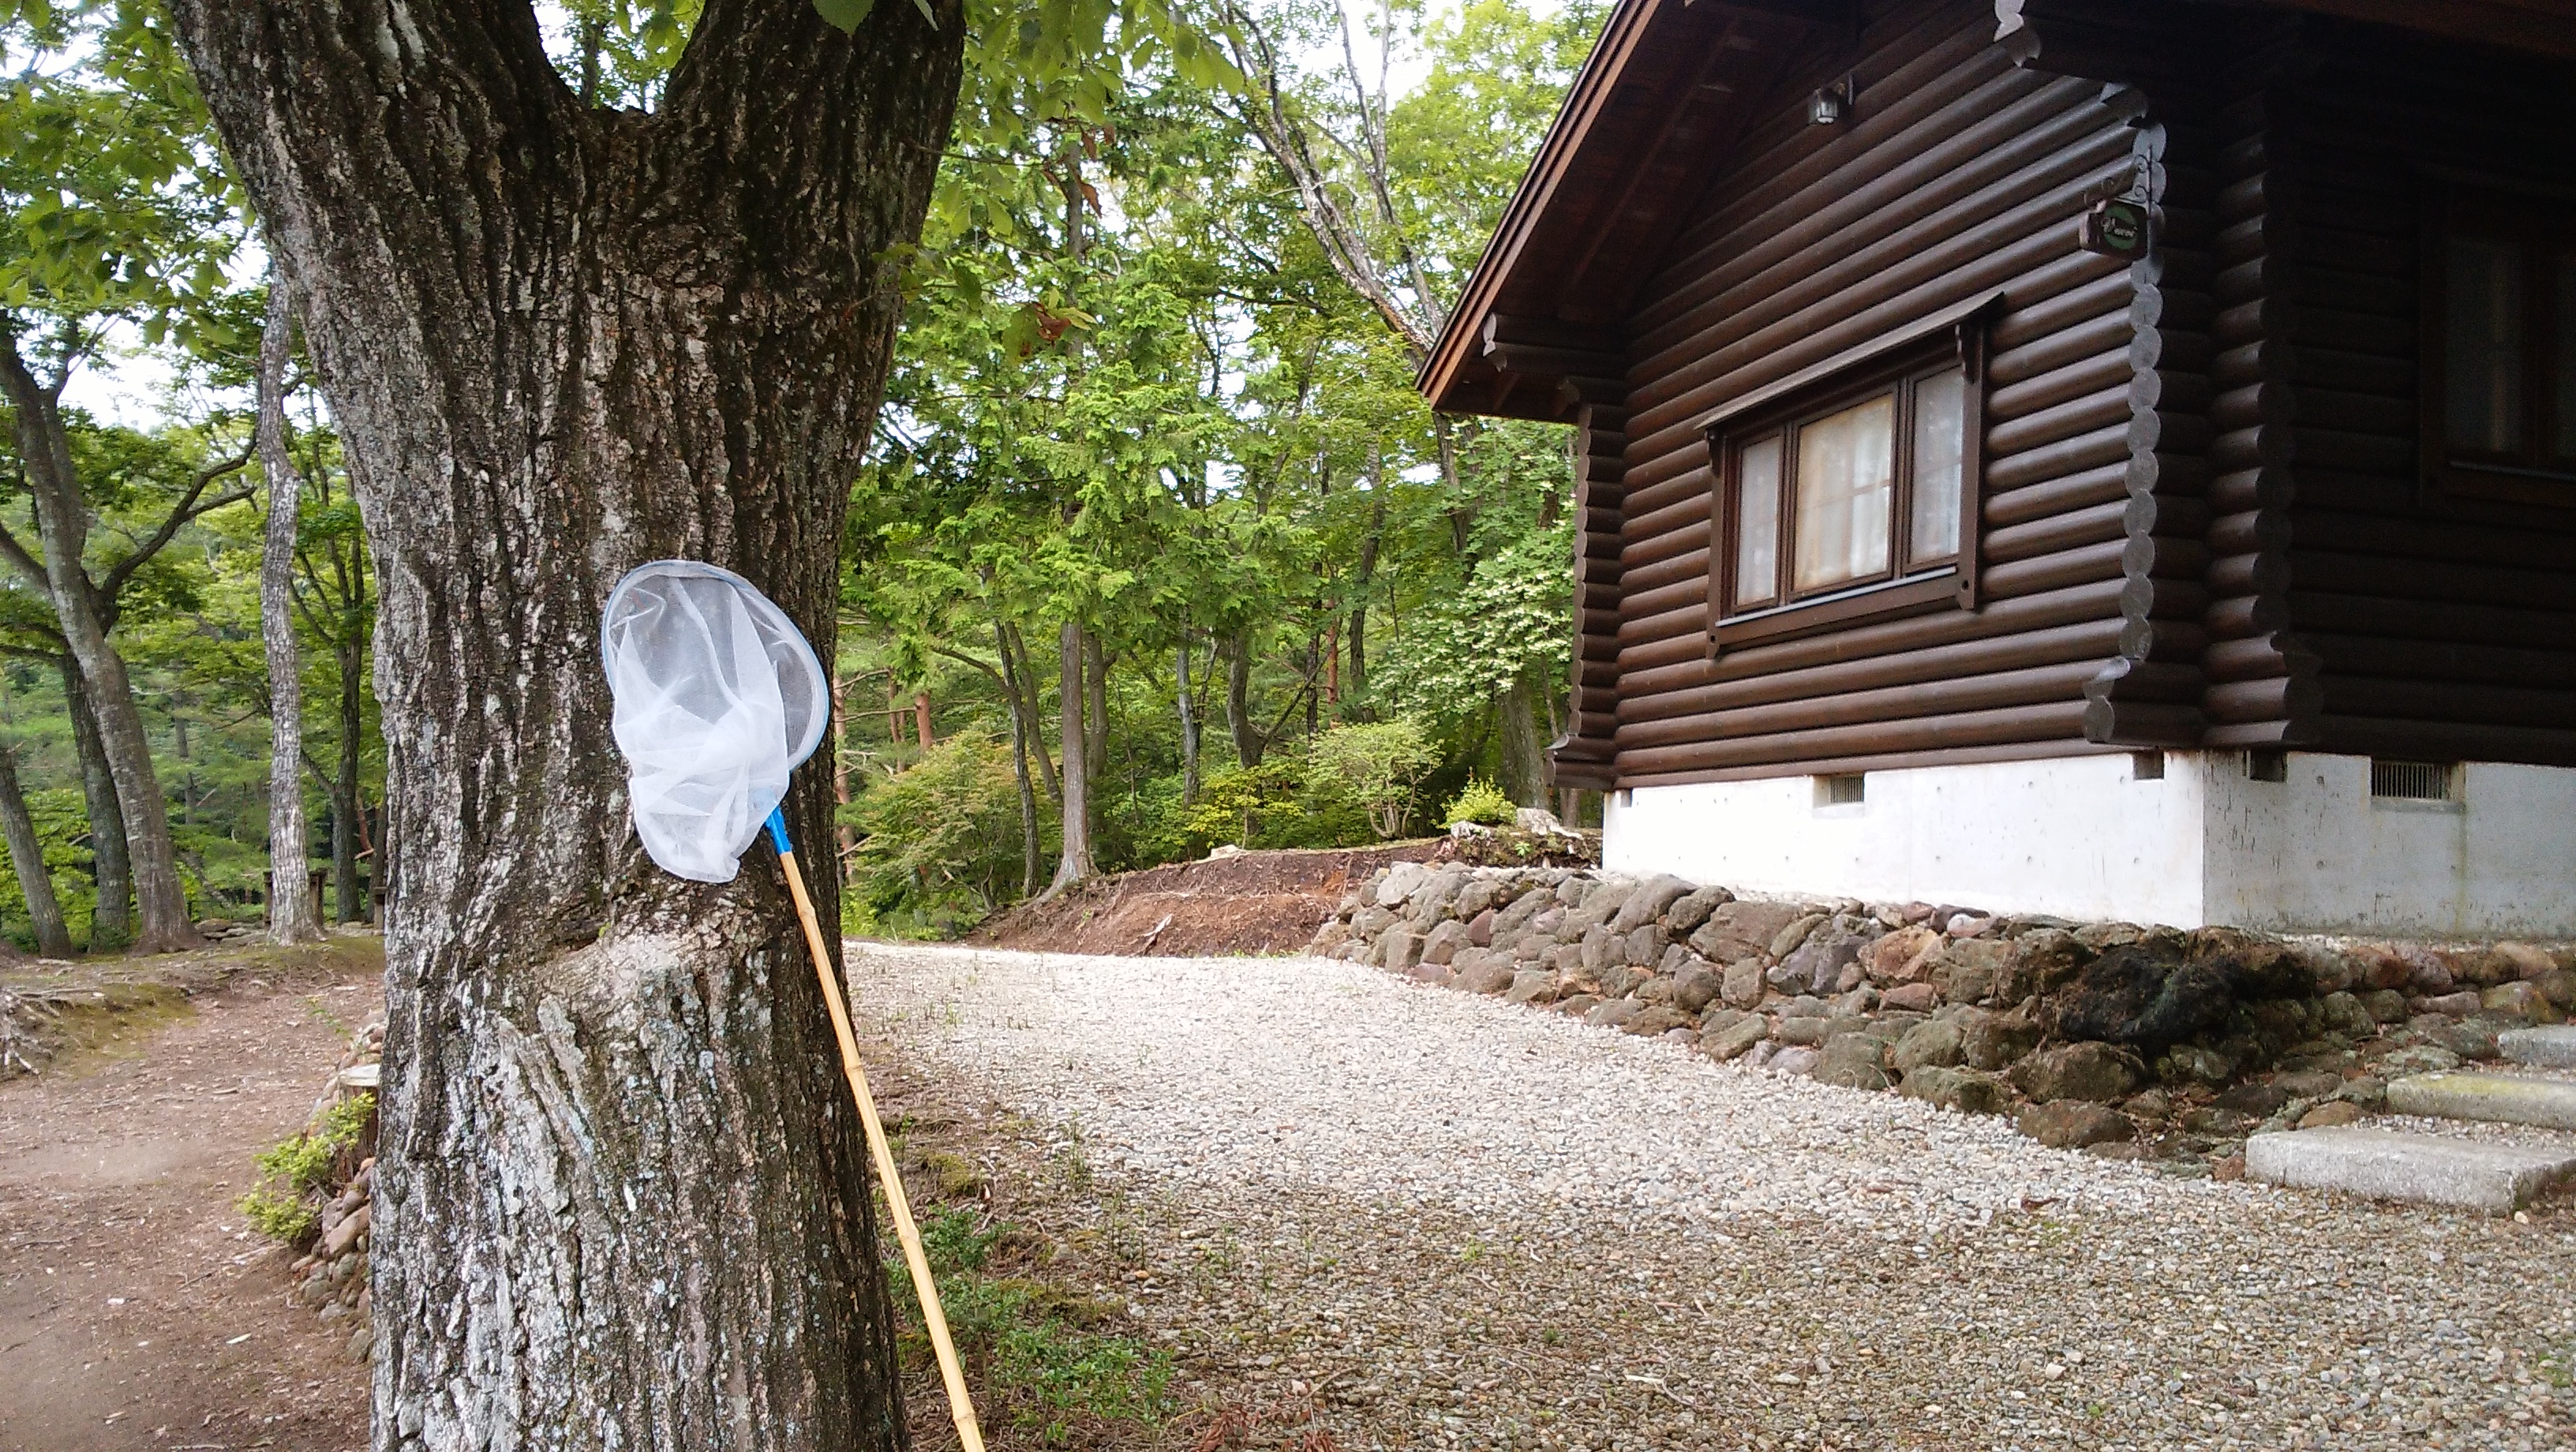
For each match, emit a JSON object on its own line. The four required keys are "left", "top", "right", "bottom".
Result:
{"left": 1606, "top": 0, "right": 2179, "bottom": 787}
{"left": 2271, "top": 23, "right": 2576, "bottom": 767}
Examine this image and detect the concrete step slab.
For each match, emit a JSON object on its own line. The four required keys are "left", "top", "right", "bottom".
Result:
{"left": 2245, "top": 1126, "right": 2576, "bottom": 1214}
{"left": 2498, "top": 1026, "right": 2576, "bottom": 1070}
{"left": 2387, "top": 1071, "right": 2576, "bottom": 1131}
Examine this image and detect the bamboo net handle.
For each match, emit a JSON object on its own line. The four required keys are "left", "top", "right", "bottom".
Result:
{"left": 777, "top": 842, "right": 987, "bottom": 1452}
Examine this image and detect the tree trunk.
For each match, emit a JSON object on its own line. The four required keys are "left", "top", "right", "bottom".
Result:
{"left": 59, "top": 659, "right": 130, "bottom": 950}
{"left": 1081, "top": 630, "right": 1108, "bottom": 788}
{"left": 997, "top": 622, "right": 1039, "bottom": 897}
{"left": 1500, "top": 668, "right": 1548, "bottom": 808}
{"left": 1003, "top": 623, "right": 1059, "bottom": 803}
{"left": 1046, "top": 619, "right": 1096, "bottom": 893}
{"left": 1223, "top": 632, "right": 1262, "bottom": 767}
{"left": 0, "top": 745, "right": 73, "bottom": 957}
{"left": 1176, "top": 641, "right": 1200, "bottom": 806}
{"left": 257, "top": 283, "right": 324, "bottom": 944}
{"left": 0, "top": 342, "right": 198, "bottom": 953}
{"left": 331, "top": 659, "right": 363, "bottom": 922}
{"left": 172, "top": 2, "right": 963, "bottom": 1446}
{"left": 912, "top": 689, "right": 933, "bottom": 750}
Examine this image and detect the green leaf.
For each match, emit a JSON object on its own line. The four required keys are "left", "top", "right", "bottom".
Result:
{"left": 813, "top": 0, "right": 874, "bottom": 32}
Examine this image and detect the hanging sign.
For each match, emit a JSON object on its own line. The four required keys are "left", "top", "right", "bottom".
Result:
{"left": 2078, "top": 198, "right": 2151, "bottom": 258}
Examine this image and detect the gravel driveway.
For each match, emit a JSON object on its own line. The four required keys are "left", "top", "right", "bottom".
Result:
{"left": 852, "top": 942, "right": 2575, "bottom": 1452}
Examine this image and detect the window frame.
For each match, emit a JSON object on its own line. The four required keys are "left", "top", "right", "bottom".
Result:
{"left": 1703, "top": 305, "right": 1992, "bottom": 656}
{"left": 2420, "top": 185, "right": 2576, "bottom": 509}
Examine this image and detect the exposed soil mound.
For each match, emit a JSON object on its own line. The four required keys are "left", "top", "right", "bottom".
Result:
{"left": 972, "top": 842, "right": 1452, "bottom": 957}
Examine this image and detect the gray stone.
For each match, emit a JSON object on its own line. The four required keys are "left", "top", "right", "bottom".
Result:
{"left": 1503, "top": 970, "right": 1557, "bottom": 1005}
{"left": 2379, "top": 1043, "right": 2463, "bottom": 1077}
{"left": 2274, "top": 1069, "right": 2343, "bottom": 1099}
{"left": 1456, "top": 958, "right": 1517, "bottom": 995}
{"left": 1701, "top": 1013, "right": 1769, "bottom": 1062}
{"left": 1572, "top": 879, "right": 1638, "bottom": 932}
{"left": 1929, "top": 938, "right": 2017, "bottom": 1006}
{"left": 1779, "top": 994, "right": 1830, "bottom": 1019}
{"left": 1769, "top": 1046, "right": 1821, "bottom": 1077}
{"left": 1955, "top": 1007, "right": 2040, "bottom": 1072}
{"left": 1624, "top": 1005, "right": 1692, "bottom": 1038}
{"left": 1586, "top": 998, "right": 1642, "bottom": 1030}
{"left": 1421, "top": 919, "right": 1471, "bottom": 966}
{"left": 1610, "top": 874, "right": 1694, "bottom": 934}
{"left": 2361, "top": 989, "right": 2410, "bottom": 1024}
{"left": 2482, "top": 981, "right": 2555, "bottom": 1024}
{"left": 2318, "top": 992, "right": 2376, "bottom": 1040}
{"left": 1581, "top": 926, "right": 1621, "bottom": 975}
{"left": 1720, "top": 958, "right": 1766, "bottom": 1011}
{"left": 2422, "top": 990, "right": 2483, "bottom": 1017}
{"left": 2009, "top": 1042, "right": 2142, "bottom": 1103}
{"left": 1407, "top": 869, "right": 1473, "bottom": 926}
{"left": 1892, "top": 1019, "right": 1965, "bottom": 1073}
{"left": 1493, "top": 889, "right": 1552, "bottom": 936}
{"left": 2245, "top": 1126, "right": 2576, "bottom": 1214}
{"left": 2499, "top": 1025, "right": 2576, "bottom": 1068}
{"left": 1774, "top": 1016, "right": 1832, "bottom": 1047}
{"left": 1380, "top": 928, "right": 1425, "bottom": 972}
{"left": 1658, "top": 943, "right": 1693, "bottom": 976}
{"left": 2158, "top": 1042, "right": 2233, "bottom": 1087}
{"left": 1376, "top": 863, "right": 1426, "bottom": 907}
{"left": 1663, "top": 885, "right": 1733, "bottom": 937}
{"left": 1688, "top": 900, "right": 1809, "bottom": 964}
{"left": 1769, "top": 912, "right": 1829, "bottom": 961}
{"left": 1671, "top": 960, "right": 1722, "bottom": 1015}
{"left": 1778, "top": 924, "right": 1867, "bottom": 994}
{"left": 1600, "top": 964, "right": 1648, "bottom": 1001}
{"left": 2017, "top": 1101, "right": 2132, "bottom": 1150}
{"left": 1350, "top": 905, "right": 1395, "bottom": 939}
{"left": 2215, "top": 1081, "right": 2290, "bottom": 1118}
{"left": 1814, "top": 1034, "right": 1892, "bottom": 1091}
{"left": 2387, "top": 1072, "right": 2576, "bottom": 1131}
{"left": 1622, "top": 923, "right": 1667, "bottom": 968}
{"left": 1466, "top": 909, "right": 1497, "bottom": 948}
{"left": 1899, "top": 1065, "right": 2008, "bottom": 1115}
{"left": 1453, "top": 878, "right": 1500, "bottom": 921}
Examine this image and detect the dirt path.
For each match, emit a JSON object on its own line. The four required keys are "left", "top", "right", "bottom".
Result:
{"left": 0, "top": 945, "right": 380, "bottom": 1452}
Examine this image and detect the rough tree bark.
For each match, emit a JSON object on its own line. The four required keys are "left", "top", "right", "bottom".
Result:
{"left": 0, "top": 335, "right": 203, "bottom": 952}
{"left": 0, "top": 744, "right": 72, "bottom": 957}
{"left": 1046, "top": 619, "right": 1098, "bottom": 893}
{"left": 256, "top": 283, "right": 324, "bottom": 945}
{"left": 169, "top": 2, "right": 964, "bottom": 1446}
{"left": 57, "top": 658, "right": 130, "bottom": 948}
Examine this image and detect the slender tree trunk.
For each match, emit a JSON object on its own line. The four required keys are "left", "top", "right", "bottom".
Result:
{"left": 1223, "top": 632, "right": 1262, "bottom": 767}
{"left": 1500, "top": 669, "right": 1548, "bottom": 807}
{"left": 998, "top": 621, "right": 1039, "bottom": 897}
{"left": 257, "top": 283, "right": 324, "bottom": 944}
{"left": 1176, "top": 641, "right": 1200, "bottom": 806}
{"left": 0, "top": 746, "right": 72, "bottom": 957}
{"left": 1046, "top": 619, "right": 1095, "bottom": 893}
{"left": 1081, "top": 631, "right": 1108, "bottom": 787}
{"left": 331, "top": 657, "right": 363, "bottom": 922}
{"left": 1346, "top": 450, "right": 1387, "bottom": 705}
{"left": 59, "top": 660, "right": 130, "bottom": 949}
{"left": 174, "top": 2, "right": 963, "bottom": 1446}
{"left": 829, "top": 667, "right": 856, "bottom": 860}
{"left": 1002, "top": 623, "right": 1059, "bottom": 803}
{"left": 0, "top": 342, "right": 197, "bottom": 953}
{"left": 911, "top": 689, "right": 933, "bottom": 750}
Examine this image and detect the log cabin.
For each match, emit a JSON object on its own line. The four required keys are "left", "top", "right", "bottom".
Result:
{"left": 1421, "top": 0, "right": 2576, "bottom": 936}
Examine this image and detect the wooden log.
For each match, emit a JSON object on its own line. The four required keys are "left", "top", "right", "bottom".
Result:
{"left": 1982, "top": 537, "right": 2126, "bottom": 599}
{"left": 1618, "top": 578, "right": 2129, "bottom": 696}
{"left": 2204, "top": 593, "right": 2286, "bottom": 638}
{"left": 2318, "top": 676, "right": 2576, "bottom": 730}
{"left": 1988, "top": 308, "right": 2130, "bottom": 387}
{"left": 1988, "top": 350, "right": 2131, "bottom": 422}
{"left": 2203, "top": 675, "right": 2321, "bottom": 724}
{"left": 2205, "top": 550, "right": 2287, "bottom": 598}
{"left": 2300, "top": 632, "right": 2576, "bottom": 690}
{"left": 2309, "top": 717, "right": 2576, "bottom": 769}
{"left": 1984, "top": 422, "right": 2130, "bottom": 495}
{"left": 2081, "top": 698, "right": 2205, "bottom": 747}
{"left": 1985, "top": 499, "right": 2127, "bottom": 564}
{"left": 2290, "top": 552, "right": 2576, "bottom": 612}
{"left": 1617, "top": 619, "right": 2125, "bottom": 726}
{"left": 1616, "top": 700, "right": 2093, "bottom": 777}
{"left": 2288, "top": 592, "right": 2572, "bottom": 647}
{"left": 1615, "top": 659, "right": 2107, "bottom": 750}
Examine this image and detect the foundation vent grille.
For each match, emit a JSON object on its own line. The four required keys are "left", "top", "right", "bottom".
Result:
{"left": 2370, "top": 759, "right": 2458, "bottom": 802}
{"left": 1814, "top": 773, "right": 1866, "bottom": 806}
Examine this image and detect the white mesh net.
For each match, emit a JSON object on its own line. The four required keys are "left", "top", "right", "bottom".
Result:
{"left": 600, "top": 561, "right": 829, "bottom": 883}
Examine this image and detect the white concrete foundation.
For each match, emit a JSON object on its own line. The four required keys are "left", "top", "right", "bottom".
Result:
{"left": 1601, "top": 751, "right": 2576, "bottom": 936}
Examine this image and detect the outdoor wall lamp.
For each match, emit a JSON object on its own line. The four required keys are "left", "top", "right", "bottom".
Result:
{"left": 1807, "top": 75, "right": 1853, "bottom": 125}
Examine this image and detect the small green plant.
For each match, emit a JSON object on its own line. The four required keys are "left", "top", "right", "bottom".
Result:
{"left": 889, "top": 1207, "right": 1178, "bottom": 1446}
{"left": 1442, "top": 777, "right": 1516, "bottom": 828}
{"left": 1305, "top": 719, "right": 1440, "bottom": 840}
{"left": 239, "top": 1092, "right": 373, "bottom": 1244}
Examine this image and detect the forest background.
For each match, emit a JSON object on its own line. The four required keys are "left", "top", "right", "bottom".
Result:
{"left": 0, "top": 0, "right": 1600, "bottom": 949}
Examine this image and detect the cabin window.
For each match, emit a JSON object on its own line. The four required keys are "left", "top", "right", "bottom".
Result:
{"left": 1708, "top": 325, "right": 1983, "bottom": 651}
{"left": 2425, "top": 191, "right": 2576, "bottom": 507}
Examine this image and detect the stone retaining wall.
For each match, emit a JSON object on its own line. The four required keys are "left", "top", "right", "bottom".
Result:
{"left": 1310, "top": 864, "right": 2575, "bottom": 1167}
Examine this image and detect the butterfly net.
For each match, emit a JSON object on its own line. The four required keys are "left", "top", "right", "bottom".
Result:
{"left": 600, "top": 560, "right": 829, "bottom": 883}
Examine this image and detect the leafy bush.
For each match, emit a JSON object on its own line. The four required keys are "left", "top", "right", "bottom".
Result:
{"left": 1305, "top": 718, "right": 1440, "bottom": 839}
{"left": 846, "top": 728, "right": 1034, "bottom": 937}
{"left": 240, "top": 1091, "right": 373, "bottom": 1244}
{"left": 1443, "top": 777, "right": 1516, "bottom": 827}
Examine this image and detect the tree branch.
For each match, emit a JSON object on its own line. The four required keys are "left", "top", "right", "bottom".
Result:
{"left": 99, "top": 444, "right": 256, "bottom": 601}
